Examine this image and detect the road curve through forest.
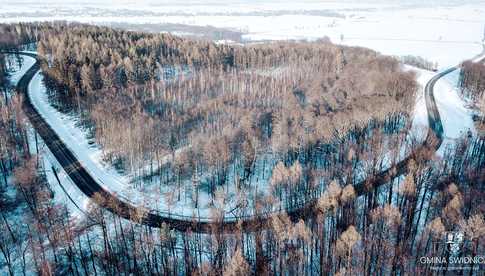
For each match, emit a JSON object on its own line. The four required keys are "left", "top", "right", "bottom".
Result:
{"left": 8, "top": 51, "right": 473, "bottom": 233}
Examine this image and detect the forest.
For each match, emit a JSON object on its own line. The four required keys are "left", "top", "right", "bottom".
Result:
{"left": 0, "top": 22, "right": 484, "bottom": 275}
{"left": 36, "top": 23, "right": 418, "bottom": 212}
{"left": 460, "top": 60, "right": 485, "bottom": 134}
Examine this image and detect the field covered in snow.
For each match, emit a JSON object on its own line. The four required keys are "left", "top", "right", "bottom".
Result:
{"left": 1, "top": 0, "right": 485, "bottom": 68}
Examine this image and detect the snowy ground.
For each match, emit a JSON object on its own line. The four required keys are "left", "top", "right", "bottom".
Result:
{"left": 0, "top": 54, "right": 82, "bottom": 275}
{"left": 435, "top": 68, "right": 478, "bottom": 155}
{"left": 1, "top": 1, "right": 484, "bottom": 68}
{"left": 36, "top": 132, "right": 94, "bottom": 221}
{"left": 4, "top": 54, "right": 36, "bottom": 85}
{"left": 407, "top": 57, "right": 481, "bottom": 156}
{"left": 406, "top": 66, "right": 434, "bottom": 141}
{"left": 2, "top": 53, "right": 93, "bottom": 222}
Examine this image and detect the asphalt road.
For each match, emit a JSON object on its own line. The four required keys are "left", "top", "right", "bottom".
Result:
{"left": 11, "top": 51, "right": 457, "bottom": 233}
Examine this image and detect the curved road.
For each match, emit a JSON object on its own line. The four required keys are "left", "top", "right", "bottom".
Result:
{"left": 9, "top": 51, "right": 467, "bottom": 233}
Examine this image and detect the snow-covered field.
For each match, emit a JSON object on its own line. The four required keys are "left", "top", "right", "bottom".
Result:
{"left": 1, "top": 0, "right": 484, "bottom": 68}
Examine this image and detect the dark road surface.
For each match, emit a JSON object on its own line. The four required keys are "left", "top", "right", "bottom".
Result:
{"left": 11, "top": 51, "right": 460, "bottom": 233}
